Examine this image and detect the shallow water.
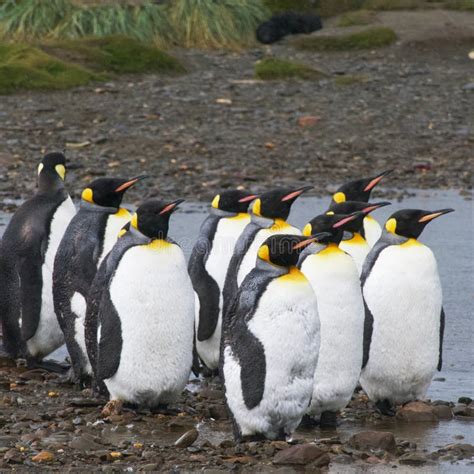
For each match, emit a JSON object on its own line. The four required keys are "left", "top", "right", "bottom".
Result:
{"left": 1, "top": 189, "right": 472, "bottom": 463}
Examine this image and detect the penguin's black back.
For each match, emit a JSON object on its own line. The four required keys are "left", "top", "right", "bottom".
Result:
{"left": 0, "top": 189, "right": 69, "bottom": 356}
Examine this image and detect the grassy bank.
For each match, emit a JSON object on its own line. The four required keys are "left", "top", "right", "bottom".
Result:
{"left": 255, "top": 57, "right": 326, "bottom": 80}
{"left": 0, "top": 35, "right": 184, "bottom": 94}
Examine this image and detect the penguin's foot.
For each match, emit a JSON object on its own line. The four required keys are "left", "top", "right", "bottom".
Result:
{"left": 27, "top": 358, "right": 70, "bottom": 374}
{"left": 299, "top": 414, "right": 319, "bottom": 428}
{"left": 319, "top": 411, "right": 338, "bottom": 428}
{"left": 101, "top": 399, "right": 123, "bottom": 418}
{"left": 240, "top": 433, "right": 267, "bottom": 443}
{"left": 375, "top": 399, "right": 396, "bottom": 417}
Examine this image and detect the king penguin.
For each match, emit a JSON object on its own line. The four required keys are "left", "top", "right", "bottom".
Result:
{"left": 328, "top": 201, "right": 391, "bottom": 274}
{"left": 331, "top": 170, "right": 392, "bottom": 247}
{"left": 53, "top": 176, "right": 145, "bottom": 385}
{"left": 95, "top": 199, "right": 195, "bottom": 408}
{"left": 222, "top": 186, "right": 310, "bottom": 318}
{"left": 299, "top": 212, "right": 365, "bottom": 426}
{"left": 0, "top": 152, "right": 76, "bottom": 367}
{"left": 188, "top": 190, "right": 257, "bottom": 373}
{"left": 221, "top": 233, "right": 326, "bottom": 441}
{"left": 360, "top": 208, "right": 454, "bottom": 415}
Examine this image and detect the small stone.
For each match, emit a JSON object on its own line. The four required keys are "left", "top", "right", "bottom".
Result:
{"left": 208, "top": 405, "right": 228, "bottom": 420}
{"left": 101, "top": 400, "right": 123, "bottom": 418}
{"left": 270, "top": 441, "right": 289, "bottom": 450}
{"left": 32, "top": 450, "right": 54, "bottom": 463}
{"left": 141, "top": 464, "right": 160, "bottom": 471}
{"left": 174, "top": 429, "right": 198, "bottom": 448}
{"left": 69, "top": 434, "right": 103, "bottom": 451}
{"left": 219, "top": 440, "right": 234, "bottom": 449}
{"left": 332, "top": 454, "right": 353, "bottom": 464}
{"left": 349, "top": 431, "right": 397, "bottom": 454}
{"left": 396, "top": 402, "right": 437, "bottom": 422}
{"left": 432, "top": 405, "right": 453, "bottom": 420}
{"left": 399, "top": 453, "right": 427, "bottom": 465}
{"left": 458, "top": 397, "right": 472, "bottom": 405}
{"left": 298, "top": 116, "right": 321, "bottom": 128}
{"left": 273, "top": 443, "right": 329, "bottom": 466}
{"left": 462, "top": 83, "right": 474, "bottom": 91}
{"left": 198, "top": 388, "right": 224, "bottom": 400}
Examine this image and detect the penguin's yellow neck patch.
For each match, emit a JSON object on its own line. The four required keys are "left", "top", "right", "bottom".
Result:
{"left": 365, "top": 215, "right": 376, "bottom": 222}
{"left": 279, "top": 266, "right": 306, "bottom": 283}
{"left": 148, "top": 239, "right": 172, "bottom": 250}
{"left": 271, "top": 219, "right": 291, "bottom": 231}
{"left": 385, "top": 218, "right": 397, "bottom": 234}
{"left": 228, "top": 213, "right": 249, "bottom": 221}
{"left": 118, "top": 228, "right": 127, "bottom": 238}
{"left": 258, "top": 244, "right": 270, "bottom": 263}
{"left": 345, "top": 233, "right": 366, "bottom": 245}
{"left": 211, "top": 195, "right": 220, "bottom": 209}
{"left": 252, "top": 198, "right": 262, "bottom": 217}
{"left": 115, "top": 208, "right": 131, "bottom": 218}
{"left": 318, "top": 243, "right": 343, "bottom": 257}
{"left": 82, "top": 188, "right": 94, "bottom": 204}
{"left": 400, "top": 238, "right": 423, "bottom": 248}
{"left": 333, "top": 192, "right": 346, "bottom": 203}
{"left": 55, "top": 164, "right": 66, "bottom": 180}
{"left": 302, "top": 223, "right": 312, "bottom": 237}
{"left": 131, "top": 213, "right": 138, "bottom": 229}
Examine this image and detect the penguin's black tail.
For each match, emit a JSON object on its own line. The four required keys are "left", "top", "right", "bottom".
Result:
{"left": 256, "top": 12, "right": 322, "bottom": 45}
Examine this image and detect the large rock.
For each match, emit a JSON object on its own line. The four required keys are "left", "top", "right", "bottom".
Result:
{"left": 348, "top": 431, "right": 396, "bottom": 454}
{"left": 273, "top": 443, "right": 329, "bottom": 466}
{"left": 396, "top": 402, "right": 437, "bottom": 422}
{"left": 399, "top": 453, "right": 428, "bottom": 465}
{"left": 432, "top": 405, "right": 453, "bottom": 420}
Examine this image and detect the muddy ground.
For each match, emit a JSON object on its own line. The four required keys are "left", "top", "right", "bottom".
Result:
{"left": 0, "top": 10, "right": 473, "bottom": 211}
{"left": 0, "top": 356, "right": 473, "bottom": 472}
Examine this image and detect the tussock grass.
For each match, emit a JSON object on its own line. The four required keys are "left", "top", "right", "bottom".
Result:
{"left": 295, "top": 26, "right": 397, "bottom": 50}
{"left": 168, "top": 0, "right": 269, "bottom": 49}
{"left": 255, "top": 57, "right": 326, "bottom": 80}
{"left": 0, "top": 41, "right": 97, "bottom": 94}
{"left": 443, "top": 0, "right": 474, "bottom": 10}
{"left": 363, "top": 0, "right": 425, "bottom": 10}
{"left": 317, "top": 0, "right": 365, "bottom": 17}
{"left": 339, "top": 9, "right": 376, "bottom": 26}
{"left": 263, "top": 0, "right": 318, "bottom": 13}
{"left": 335, "top": 74, "right": 369, "bottom": 85}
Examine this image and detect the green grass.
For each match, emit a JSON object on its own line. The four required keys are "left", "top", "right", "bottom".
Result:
{"left": 168, "top": 0, "right": 270, "bottom": 49}
{"left": 335, "top": 74, "right": 369, "bottom": 85}
{"left": 339, "top": 9, "right": 376, "bottom": 26}
{"left": 317, "top": 0, "right": 365, "bottom": 17}
{"left": 363, "top": 0, "right": 426, "bottom": 9}
{"left": 0, "top": 41, "right": 98, "bottom": 94}
{"left": 255, "top": 57, "right": 326, "bottom": 80}
{"left": 443, "top": 0, "right": 474, "bottom": 10}
{"left": 47, "top": 36, "right": 185, "bottom": 74}
{"left": 295, "top": 26, "right": 397, "bottom": 51}
{"left": 263, "top": 0, "right": 317, "bottom": 13}
{"left": 0, "top": 35, "right": 184, "bottom": 94}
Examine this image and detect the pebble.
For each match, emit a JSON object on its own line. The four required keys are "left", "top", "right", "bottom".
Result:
{"left": 349, "top": 431, "right": 397, "bottom": 454}
{"left": 273, "top": 443, "right": 329, "bottom": 466}
{"left": 174, "top": 429, "right": 199, "bottom": 448}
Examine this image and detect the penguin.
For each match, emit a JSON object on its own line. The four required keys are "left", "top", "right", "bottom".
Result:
{"left": 328, "top": 201, "right": 391, "bottom": 274}
{"left": 331, "top": 170, "right": 393, "bottom": 247}
{"left": 188, "top": 190, "right": 258, "bottom": 372}
{"left": 53, "top": 176, "right": 145, "bottom": 385}
{"left": 360, "top": 208, "right": 454, "bottom": 416}
{"left": 0, "top": 152, "right": 76, "bottom": 368}
{"left": 299, "top": 212, "right": 365, "bottom": 426}
{"left": 222, "top": 186, "right": 310, "bottom": 318}
{"left": 95, "top": 199, "right": 195, "bottom": 408}
{"left": 221, "top": 233, "right": 326, "bottom": 441}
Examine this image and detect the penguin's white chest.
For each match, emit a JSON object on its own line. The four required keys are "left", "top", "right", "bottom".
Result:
{"left": 98, "top": 209, "right": 131, "bottom": 266}
{"left": 361, "top": 242, "right": 442, "bottom": 403}
{"left": 224, "top": 274, "right": 320, "bottom": 438}
{"left": 339, "top": 234, "right": 371, "bottom": 275}
{"left": 364, "top": 216, "right": 382, "bottom": 248}
{"left": 105, "top": 243, "right": 195, "bottom": 406}
{"left": 300, "top": 248, "right": 364, "bottom": 415}
{"left": 27, "top": 197, "right": 76, "bottom": 358}
{"left": 237, "top": 224, "right": 301, "bottom": 285}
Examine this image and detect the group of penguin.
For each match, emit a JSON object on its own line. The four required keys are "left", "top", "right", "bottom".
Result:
{"left": 0, "top": 151, "right": 453, "bottom": 442}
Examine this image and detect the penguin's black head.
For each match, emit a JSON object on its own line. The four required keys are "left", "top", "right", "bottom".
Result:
{"left": 81, "top": 176, "right": 146, "bottom": 209}
{"left": 332, "top": 170, "right": 393, "bottom": 204}
{"left": 131, "top": 198, "right": 184, "bottom": 239}
{"left": 257, "top": 233, "right": 330, "bottom": 267}
{"left": 385, "top": 208, "right": 454, "bottom": 239}
{"left": 211, "top": 190, "right": 258, "bottom": 214}
{"left": 327, "top": 201, "right": 391, "bottom": 233}
{"left": 38, "top": 152, "right": 67, "bottom": 181}
{"left": 251, "top": 186, "right": 312, "bottom": 220}
{"left": 303, "top": 212, "right": 363, "bottom": 244}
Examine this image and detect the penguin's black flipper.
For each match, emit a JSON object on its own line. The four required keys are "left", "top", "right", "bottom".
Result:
{"left": 438, "top": 307, "right": 445, "bottom": 371}
{"left": 188, "top": 215, "right": 221, "bottom": 342}
{"left": 362, "top": 298, "right": 374, "bottom": 369}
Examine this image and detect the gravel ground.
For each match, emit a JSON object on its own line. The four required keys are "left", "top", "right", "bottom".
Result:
{"left": 0, "top": 11, "right": 472, "bottom": 211}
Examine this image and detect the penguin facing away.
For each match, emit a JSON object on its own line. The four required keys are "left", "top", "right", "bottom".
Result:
{"left": 0, "top": 152, "right": 76, "bottom": 367}
{"left": 95, "top": 199, "right": 195, "bottom": 408}
{"left": 360, "top": 208, "right": 454, "bottom": 416}
{"left": 222, "top": 186, "right": 310, "bottom": 318}
{"left": 53, "top": 176, "right": 145, "bottom": 385}
{"left": 189, "top": 190, "right": 258, "bottom": 372}
{"left": 328, "top": 201, "right": 391, "bottom": 275}
{"left": 331, "top": 170, "right": 393, "bottom": 247}
{"left": 221, "top": 233, "right": 326, "bottom": 441}
{"left": 299, "top": 212, "right": 365, "bottom": 426}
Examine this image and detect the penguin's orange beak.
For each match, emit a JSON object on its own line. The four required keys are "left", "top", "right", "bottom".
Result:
{"left": 362, "top": 201, "right": 391, "bottom": 214}
{"left": 159, "top": 199, "right": 185, "bottom": 215}
{"left": 115, "top": 175, "right": 147, "bottom": 193}
{"left": 364, "top": 170, "right": 393, "bottom": 192}
{"left": 281, "top": 186, "right": 313, "bottom": 202}
{"left": 293, "top": 232, "right": 331, "bottom": 249}
{"left": 418, "top": 208, "right": 454, "bottom": 223}
{"left": 332, "top": 213, "right": 361, "bottom": 229}
{"left": 238, "top": 194, "right": 258, "bottom": 203}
